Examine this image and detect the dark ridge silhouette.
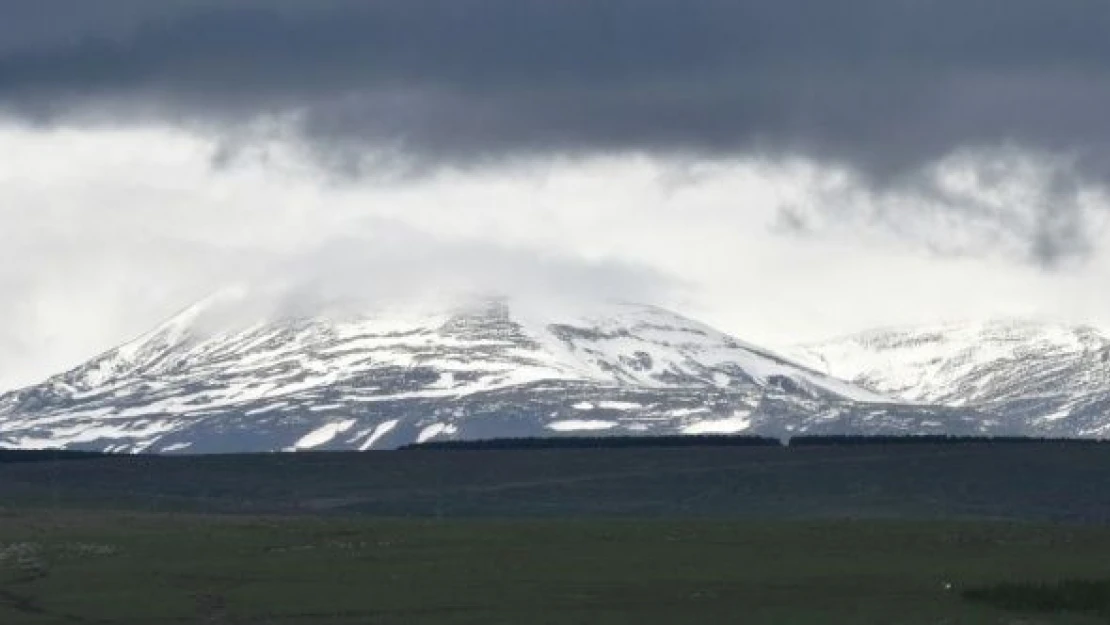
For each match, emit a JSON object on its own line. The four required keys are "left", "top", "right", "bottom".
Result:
{"left": 787, "top": 435, "right": 1109, "bottom": 447}
{"left": 0, "top": 449, "right": 111, "bottom": 463}
{"left": 403, "top": 434, "right": 1110, "bottom": 452}
{"left": 399, "top": 435, "right": 783, "bottom": 451}
{"left": 3, "top": 435, "right": 1107, "bottom": 458}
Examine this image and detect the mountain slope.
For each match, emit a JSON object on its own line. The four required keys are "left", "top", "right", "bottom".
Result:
{"left": 0, "top": 294, "right": 986, "bottom": 453}
{"left": 792, "top": 318, "right": 1110, "bottom": 438}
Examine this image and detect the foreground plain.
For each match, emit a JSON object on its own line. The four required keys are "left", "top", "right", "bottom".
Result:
{"left": 4, "top": 512, "right": 1110, "bottom": 624}
{"left": 3, "top": 442, "right": 1110, "bottom": 623}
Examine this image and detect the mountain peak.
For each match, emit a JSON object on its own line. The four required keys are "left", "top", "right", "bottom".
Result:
{"left": 792, "top": 318, "right": 1110, "bottom": 438}
{"left": 0, "top": 293, "right": 940, "bottom": 453}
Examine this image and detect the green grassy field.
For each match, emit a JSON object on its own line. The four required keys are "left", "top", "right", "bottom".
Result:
{"left": 3, "top": 511, "right": 1110, "bottom": 624}
{"left": 4, "top": 444, "right": 1110, "bottom": 623}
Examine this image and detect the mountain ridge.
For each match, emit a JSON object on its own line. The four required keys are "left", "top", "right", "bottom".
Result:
{"left": 792, "top": 317, "right": 1110, "bottom": 438}
{"left": 0, "top": 292, "right": 992, "bottom": 453}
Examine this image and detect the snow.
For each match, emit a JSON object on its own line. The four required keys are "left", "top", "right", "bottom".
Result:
{"left": 416, "top": 423, "right": 458, "bottom": 443}
{"left": 666, "top": 407, "right": 710, "bottom": 417}
{"left": 293, "top": 419, "right": 357, "bottom": 450}
{"left": 3, "top": 419, "right": 181, "bottom": 449}
{"left": 1080, "top": 423, "right": 1110, "bottom": 437}
{"left": 1040, "top": 404, "right": 1075, "bottom": 422}
{"left": 245, "top": 402, "right": 288, "bottom": 416}
{"left": 265, "top": 371, "right": 343, "bottom": 398}
{"left": 794, "top": 317, "right": 1110, "bottom": 408}
{"left": 0, "top": 293, "right": 959, "bottom": 452}
{"left": 546, "top": 420, "right": 619, "bottom": 432}
{"left": 682, "top": 413, "right": 753, "bottom": 435}
{"left": 67, "top": 296, "right": 889, "bottom": 414}
{"left": 360, "top": 419, "right": 399, "bottom": 450}
{"left": 160, "top": 442, "right": 193, "bottom": 452}
{"left": 597, "top": 401, "right": 642, "bottom": 410}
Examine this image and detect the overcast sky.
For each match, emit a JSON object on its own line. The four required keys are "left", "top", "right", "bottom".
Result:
{"left": 3, "top": 0, "right": 1110, "bottom": 391}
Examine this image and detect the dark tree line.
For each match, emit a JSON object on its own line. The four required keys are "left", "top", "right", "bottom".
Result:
{"left": 405, "top": 434, "right": 1110, "bottom": 451}
{"left": 787, "top": 435, "right": 1107, "bottom": 447}
{"left": 2, "top": 435, "right": 1106, "bottom": 458}
{"left": 400, "top": 435, "right": 783, "bottom": 451}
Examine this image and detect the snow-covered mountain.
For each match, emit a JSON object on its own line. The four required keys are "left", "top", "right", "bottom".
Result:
{"left": 0, "top": 293, "right": 987, "bottom": 453}
{"left": 791, "top": 318, "right": 1110, "bottom": 438}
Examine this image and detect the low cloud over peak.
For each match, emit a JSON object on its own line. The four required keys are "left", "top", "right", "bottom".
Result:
{"left": 4, "top": 2, "right": 1110, "bottom": 390}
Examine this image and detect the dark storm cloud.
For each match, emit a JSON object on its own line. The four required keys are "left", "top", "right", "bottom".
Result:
{"left": 2, "top": 0, "right": 1110, "bottom": 265}
{"left": 1, "top": 0, "right": 1109, "bottom": 172}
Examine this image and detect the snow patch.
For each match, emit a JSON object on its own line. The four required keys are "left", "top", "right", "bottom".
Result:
{"left": 667, "top": 407, "right": 710, "bottom": 417}
{"left": 244, "top": 402, "right": 288, "bottom": 416}
{"left": 597, "top": 401, "right": 642, "bottom": 410}
{"left": 361, "top": 419, "right": 399, "bottom": 450}
{"left": 416, "top": 423, "right": 458, "bottom": 443}
{"left": 431, "top": 372, "right": 456, "bottom": 389}
{"left": 1040, "top": 407, "right": 1074, "bottom": 422}
{"left": 3, "top": 420, "right": 181, "bottom": 450}
{"left": 160, "top": 442, "right": 193, "bottom": 453}
{"left": 682, "top": 414, "right": 753, "bottom": 435}
{"left": 546, "top": 420, "right": 619, "bottom": 432}
{"left": 293, "top": 419, "right": 357, "bottom": 450}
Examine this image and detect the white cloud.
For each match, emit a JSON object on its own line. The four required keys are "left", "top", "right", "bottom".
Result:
{"left": 2, "top": 121, "right": 1110, "bottom": 391}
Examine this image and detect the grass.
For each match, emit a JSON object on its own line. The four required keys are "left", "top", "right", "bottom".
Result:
{"left": 964, "top": 579, "right": 1110, "bottom": 619}
{"left": 4, "top": 444, "right": 1110, "bottom": 623}
{"left": 4, "top": 511, "right": 1110, "bottom": 624}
